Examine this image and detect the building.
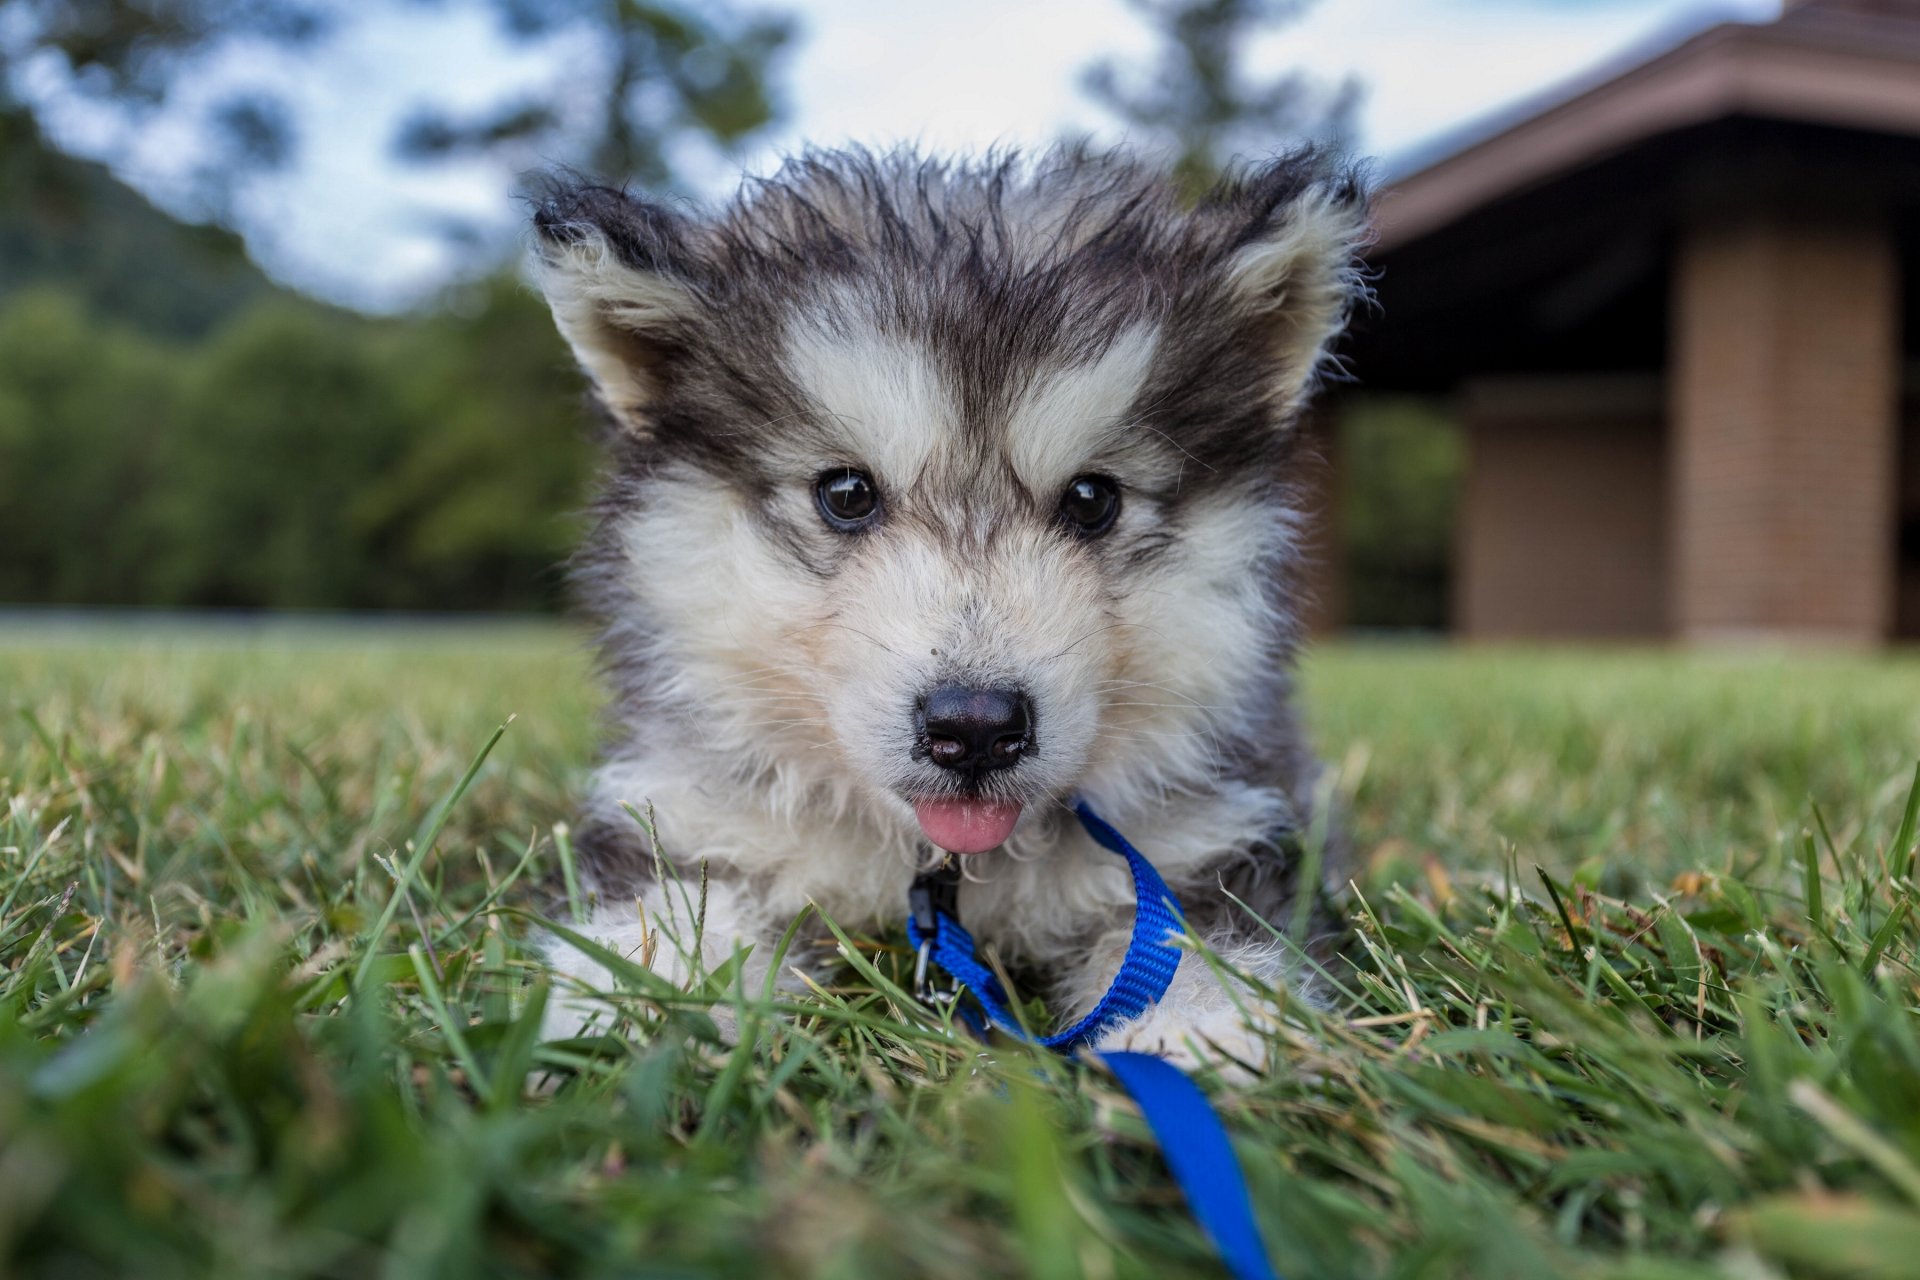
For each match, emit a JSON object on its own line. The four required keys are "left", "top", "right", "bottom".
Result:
{"left": 1335, "top": 0, "right": 1920, "bottom": 644}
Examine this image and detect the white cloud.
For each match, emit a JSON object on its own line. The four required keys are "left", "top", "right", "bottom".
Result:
{"left": 749, "top": 0, "right": 1157, "bottom": 163}
{"left": 1269, "top": 0, "right": 1781, "bottom": 166}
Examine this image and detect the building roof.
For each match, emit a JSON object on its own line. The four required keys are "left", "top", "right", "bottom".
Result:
{"left": 1376, "top": 0, "right": 1920, "bottom": 253}
{"left": 1343, "top": 0, "right": 1920, "bottom": 393}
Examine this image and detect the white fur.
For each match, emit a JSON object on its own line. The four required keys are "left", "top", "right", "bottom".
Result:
{"left": 1078, "top": 930, "right": 1290, "bottom": 1076}
{"left": 534, "top": 229, "right": 699, "bottom": 419}
{"left": 782, "top": 309, "right": 958, "bottom": 487}
{"left": 543, "top": 877, "right": 779, "bottom": 1044}
{"left": 533, "top": 154, "right": 1365, "bottom": 1071}
{"left": 1222, "top": 187, "right": 1371, "bottom": 411}
{"left": 542, "top": 326, "right": 1313, "bottom": 1059}
{"left": 1004, "top": 325, "right": 1161, "bottom": 492}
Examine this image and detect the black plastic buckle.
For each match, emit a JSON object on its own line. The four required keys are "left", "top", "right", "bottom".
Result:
{"left": 909, "top": 857, "right": 964, "bottom": 1005}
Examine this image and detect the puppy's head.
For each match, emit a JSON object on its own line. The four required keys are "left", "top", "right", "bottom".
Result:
{"left": 534, "top": 148, "right": 1367, "bottom": 856}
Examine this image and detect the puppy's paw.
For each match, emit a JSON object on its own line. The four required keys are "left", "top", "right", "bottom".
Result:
{"left": 1096, "top": 1000, "right": 1272, "bottom": 1080}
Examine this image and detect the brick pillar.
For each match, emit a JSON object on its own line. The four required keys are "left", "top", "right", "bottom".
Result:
{"left": 1293, "top": 401, "right": 1345, "bottom": 638}
{"left": 1458, "top": 376, "right": 1667, "bottom": 640}
{"left": 1669, "top": 212, "right": 1899, "bottom": 645}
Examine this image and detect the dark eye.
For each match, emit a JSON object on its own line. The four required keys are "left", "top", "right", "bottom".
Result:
{"left": 1058, "top": 475, "right": 1120, "bottom": 537}
{"left": 815, "top": 469, "right": 882, "bottom": 531}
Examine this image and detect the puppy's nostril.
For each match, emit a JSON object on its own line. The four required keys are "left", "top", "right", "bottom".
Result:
{"left": 928, "top": 734, "right": 970, "bottom": 767}
{"left": 920, "top": 684, "right": 1033, "bottom": 776}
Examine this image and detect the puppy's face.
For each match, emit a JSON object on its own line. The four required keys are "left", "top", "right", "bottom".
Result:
{"left": 536, "top": 152, "right": 1366, "bottom": 854}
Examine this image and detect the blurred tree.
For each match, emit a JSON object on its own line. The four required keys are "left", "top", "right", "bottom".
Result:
{"left": 1, "top": 0, "right": 791, "bottom": 228}
{"left": 149, "top": 299, "right": 415, "bottom": 608}
{"left": 0, "top": 104, "right": 277, "bottom": 337}
{"left": 1339, "top": 399, "right": 1463, "bottom": 631}
{"left": 350, "top": 278, "right": 594, "bottom": 611}
{"left": 1083, "top": 0, "right": 1357, "bottom": 197}
{"left": 0, "top": 0, "right": 794, "bottom": 612}
{"left": 0, "top": 281, "right": 594, "bottom": 612}
{"left": 393, "top": 0, "right": 791, "bottom": 192}
{"left": 0, "top": 289, "right": 179, "bottom": 604}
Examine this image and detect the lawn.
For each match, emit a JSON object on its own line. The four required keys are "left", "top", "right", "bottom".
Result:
{"left": 5, "top": 621, "right": 1920, "bottom": 1279}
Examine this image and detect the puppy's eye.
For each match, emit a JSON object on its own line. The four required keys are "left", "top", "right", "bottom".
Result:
{"left": 1058, "top": 475, "right": 1120, "bottom": 537}
{"left": 815, "top": 469, "right": 882, "bottom": 531}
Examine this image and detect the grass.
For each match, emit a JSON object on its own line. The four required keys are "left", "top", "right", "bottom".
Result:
{"left": 6, "top": 621, "right": 1920, "bottom": 1279}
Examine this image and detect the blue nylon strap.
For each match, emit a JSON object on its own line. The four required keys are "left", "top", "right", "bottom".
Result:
{"left": 905, "top": 800, "right": 1280, "bottom": 1280}
{"left": 1100, "top": 1051, "right": 1279, "bottom": 1280}
{"left": 906, "top": 800, "right": 1186, "bottom": 1050}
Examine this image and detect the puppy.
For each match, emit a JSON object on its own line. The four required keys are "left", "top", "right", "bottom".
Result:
{"left": 531, "top": 147, "right": 1365, "bottom": 1069}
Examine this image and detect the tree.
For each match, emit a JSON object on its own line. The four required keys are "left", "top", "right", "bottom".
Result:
{"left": 0, "top": 0, "right": 795, "bottom": 612}
{"left": 1083, "top": 0, "right": 1357, "bottom": 197}
{"left": 393, "top": 1, "right": 790, "bottom": 193}
{"left": 0, "top": 103, "right": 277, "bottom": 336}
{"left": 150, "top": 299, "right": 416, "bottom": 608}
{"left": 0, "top": 277, "right": 599, "bottom": 611}
{"left": 1, "top": 0, "right": 791, "bottom": 238}
{"left": 349, "top": 278, "right": 596, "bottom": 612}
{"left": 0, "top": 289, "right": 179, "bottom": 604}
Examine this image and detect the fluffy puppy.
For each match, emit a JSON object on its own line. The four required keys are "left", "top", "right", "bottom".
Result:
{"left": 531, "top": 146, "right": 1366, "bottom": 1068}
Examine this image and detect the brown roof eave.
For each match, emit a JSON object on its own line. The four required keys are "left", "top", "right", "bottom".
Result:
{"left": 1374, "top": 13, "right": 1920, "bottom": 253}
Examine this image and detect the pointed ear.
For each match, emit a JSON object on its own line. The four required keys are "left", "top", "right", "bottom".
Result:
{"left": 1204, "top": 156, "right": 1371, "bottom": 411}
{"left": 530, "top": 183, "right": 706, "bottom": 423}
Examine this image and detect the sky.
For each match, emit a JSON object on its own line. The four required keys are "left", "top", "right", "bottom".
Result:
{"left": 26, "top": 0, "right": 1782, "bottom": 309}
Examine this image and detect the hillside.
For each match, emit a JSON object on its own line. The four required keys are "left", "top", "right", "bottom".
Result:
{"left": 0, "top": 106, "right": 283, "bottom": 336}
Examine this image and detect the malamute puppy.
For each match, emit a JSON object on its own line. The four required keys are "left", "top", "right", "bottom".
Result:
{"left": 532, "top": 147, "right": 1365, "bottom": 1068}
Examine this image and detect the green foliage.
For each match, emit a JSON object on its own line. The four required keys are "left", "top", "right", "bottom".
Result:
{"left": 397, "top": 0, "right": 794, "bottom": 189}
{"left": 0, "top": 0, "right": 788, "bottom": 613}
{"left": 0, "top": 283, "right": 594, "bottom": 611}
{"left": 5, "top": 635, "right": 1920, "bottom": 1276}
{"left": 0, "top": 106, "right": 277, "bottom": 337}
{"left": 1083, "top": 0, "right": 1356, "bottom": 198}
{"left": 5, "top": 1, "right": 792, "bottom": 225}
{"left": 354, "top": 280, "right": 599, "bottom": 609}
{"left": 1339, "top": 397, "right": 1464, "bottom": 630}
{"left": 152, "top": 301, "right": 419, "bottom": 607}
{"left": 0, "top": 289, "right": 179, "bottom": 604}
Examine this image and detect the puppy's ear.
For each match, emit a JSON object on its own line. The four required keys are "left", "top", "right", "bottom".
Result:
{"left": 531, "top": 182, "right": 706, "bottom": 425}
{"left": 1202, "top": 154, "right": 1371, "bottom": 412}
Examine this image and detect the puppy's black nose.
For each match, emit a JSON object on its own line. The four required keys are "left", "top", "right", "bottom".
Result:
{"left": 920, "top": 684, "right": 1032, "bottom": 775}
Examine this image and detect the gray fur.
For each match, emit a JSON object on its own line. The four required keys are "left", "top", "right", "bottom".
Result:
{"left": 531, "top": 146, "right": 1367, "bottom": 1065}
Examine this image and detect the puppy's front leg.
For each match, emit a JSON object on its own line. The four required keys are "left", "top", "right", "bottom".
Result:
{"left": 540, "top": 873, "right": 783, "bottom": 1043}
{"left": 1063, "top": 924, "right": 1297, "bottom": 1075}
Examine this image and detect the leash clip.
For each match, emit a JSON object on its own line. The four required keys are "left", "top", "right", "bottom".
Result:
{"left": 908, "top": 856, "right": 965, "bottom": 1006}
{"left": 912, "top": 936, "right": 961, "bottom": 1006}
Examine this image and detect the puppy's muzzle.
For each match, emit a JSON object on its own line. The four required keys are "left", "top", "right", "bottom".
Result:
{"left": 917, "top": 684, "right": 1033, "bottom": 781}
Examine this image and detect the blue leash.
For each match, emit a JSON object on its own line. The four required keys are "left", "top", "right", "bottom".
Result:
{"left": 905, "top": 800, "right": 1280, "bottom": 1280}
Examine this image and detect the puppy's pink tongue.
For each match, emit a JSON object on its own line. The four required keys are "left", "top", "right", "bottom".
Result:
{"left": 912, "top": 798, "right": 1023, "bottom": 854}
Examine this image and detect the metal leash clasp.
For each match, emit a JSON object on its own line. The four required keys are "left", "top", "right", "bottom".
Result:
{"left": 912, "top": 937, "right": 959, "bottom": 1006}
{"left": 908, "top": 855, "right": 965, "bottom": 1007}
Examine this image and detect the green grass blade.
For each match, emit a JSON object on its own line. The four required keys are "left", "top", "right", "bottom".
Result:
{"left": 352, "top": 718, "right": 510, "bottom": 992}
